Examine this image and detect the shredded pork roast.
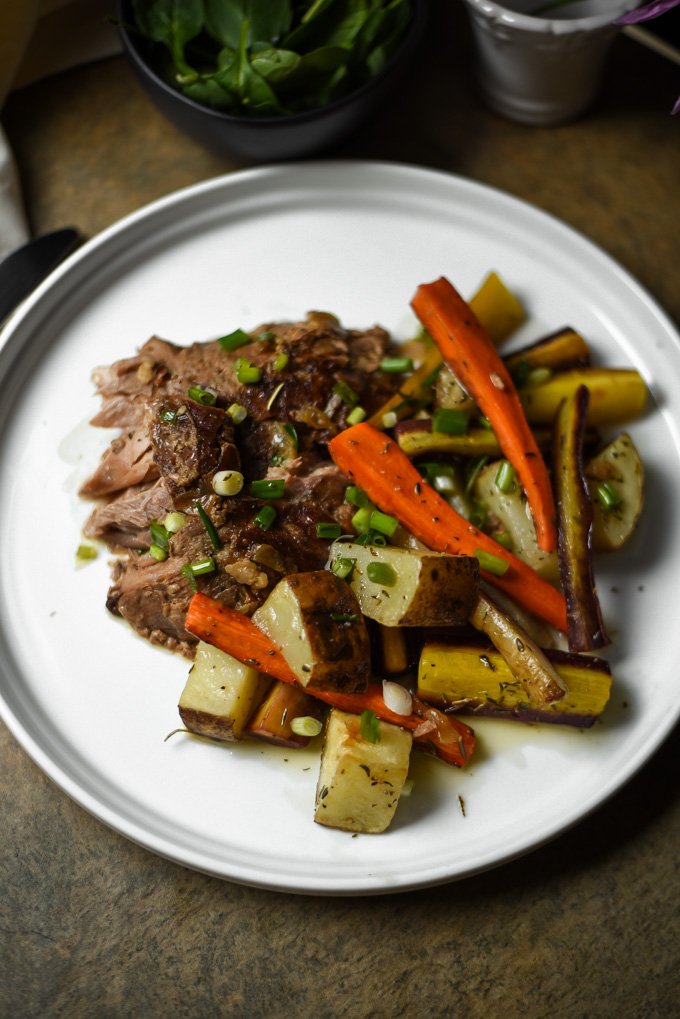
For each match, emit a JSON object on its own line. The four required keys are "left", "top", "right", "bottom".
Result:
{"left": 81, "top": 312, "right": 397, "bottom": 656}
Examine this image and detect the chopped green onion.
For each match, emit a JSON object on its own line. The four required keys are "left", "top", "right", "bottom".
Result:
{"left": 249, "top": 478, "right": 285, "bottom": 500}
{"left": 495, "top": 460, "right": 516, "bottom": 494}
{"left": 75, "top": 543, "right": 97, "bottom": 561}
{"left": 527, "top": 366, "right": 553, "bottom": 387}
{"left": 355, "top": 530, "right": 387, "bottom": 546}
{"left": 420, "top": 363, "right": 443, "bottom": 390}
{"left": 283, "top": 423, "right": 298, "bottom": 448}
{"left": 148, "top": 543, "right": 168, "bottom": 562}
{"left": 474, "top": 548, "right": 509, "bottom": 576}
{"left": 360, "top": 709, "right": 381, "bottom": 743}
{"left": 290, "top": 716, "right": 323, "bottom": 737}
{"left": 188, "top": 385, "right": 217, "bottom": 406}
{"left": 234, "top": 358, "right": 261, "bottom": 384}
{"left": 266, "top": 382, "right": 284, "bottom": 410}
{"left": 181, "top": 564, "right": 198, "bottom": 592}
{"left": 332, "top": 557, "right": 356, "bottom": 580}
{"left": 432, "top": 408, "right": 469, "bottom": 435}
{"left": 227, "top": 403, "right": 248, "bottom": 424}
{"left": 212, "top": 470, "right": 244, "bottom": 496}
{"left": 469, "top": 501, "right": 488, "bottom": 530}
{"left": 465, "top": 455, "right": 489, "bottom": 495}
{"left": 380, "top": 356, "right": 413, "bottom": 374}
{"left": 253, "top": 505, "right": 277, "bottom": 530}
{"left": 195, "top": 502, "right": 222, "bottom": 550}
{"left": 477, "top": 416, "right": 494, "bottom": 431}
{"left": 595, "top": 481, "right": 622, "bottom": 511}
{"left": 316, "top": 522, "right": 342, "bottom": 539}
{"left": 149, "top": 520, "right": 170, "bottom": 550}
{"left": 369, "top": 509, "right": 399, "bottom": 537}
{"left": 382, "top": 411, "right": 398, "bottom": 429}
{"left": 182, "top": 558, "right": 215, "bottom": 581}
{"left": 351, "top": 506, "right": 373, "bottom": 534}
{"left": 218, "top": 328, "right": 250, "bottom": 352}
{"left": 346, "top": 406, "right": 366, "bottom": 426}
{"left": 511, "top": 358, "right": 531, "bottom": 388}
{"left": 494, "top": 531, "right": 513, "bottom": 550}
{"left": 366, "top": 562, "right": 397, "bottom": 586}
{"left": 345, "top": 485, "right": 371, "bottom": 509}
{"left": 159, "top": 408, "right": 177, "bottom": 424}
{"left": 257, "top": 330, "right": 276, "bottom": 343}
{"left": 272, "top": 353, "right": 289, "bottom": 372}
{"left": 330, "top": 612, "right": 359, "bottom": 623}
{"left": 332, "top": 380, "right": 359, "bottom": 406}
{"left": 163, "top": 511, "right": 188, "bottom": 534}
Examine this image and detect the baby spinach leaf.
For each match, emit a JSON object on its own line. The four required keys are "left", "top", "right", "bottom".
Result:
{"left": 213, "top": 21, "right": 283, "bottom": 112}
{"left": 132, "top": 0, "right": 203, "bottom": 76}
{"left": 250, "top": 48, "right": 301, "bottom": 85}
{"left": 204, "top": 0, "right": 293, "bottom": 48}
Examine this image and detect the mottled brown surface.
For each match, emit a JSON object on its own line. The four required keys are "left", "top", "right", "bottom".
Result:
{"left": 1, "top": 2, "right": 679, "bottom": 1016}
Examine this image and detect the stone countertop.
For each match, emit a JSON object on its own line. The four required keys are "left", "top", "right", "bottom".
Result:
{"left": 1, "top": 4, "right": 679, "bottom": 1017}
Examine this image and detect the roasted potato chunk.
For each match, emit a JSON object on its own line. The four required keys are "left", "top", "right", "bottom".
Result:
{"left": 314, "top": 709, "right": 412, "bottom": 834}
{"left": 252, "top": 571, "right": 370, "bottom": 693}
{"left": 586, "top": 432, "right": 644, "bottom": 552}
{"left": 329, "top": 541, "right": 478, "bottom": 627}
{"left": 179, "top": 641, "right": 270, "bottom": 742}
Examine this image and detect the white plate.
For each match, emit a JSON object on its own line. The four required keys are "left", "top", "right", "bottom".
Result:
{"left": 1, "top": 162, "right": 679, "bottom": 895}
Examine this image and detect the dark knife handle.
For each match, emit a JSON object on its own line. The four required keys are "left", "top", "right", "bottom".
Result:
{"left": 0, "top": 227, "right": 82, "bottom": 323}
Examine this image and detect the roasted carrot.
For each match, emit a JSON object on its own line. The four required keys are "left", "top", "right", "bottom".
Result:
{"left": 328, "top": 423, "right": 568, "bottom": 632}
{"left": 411, "top": 276, "right": 558, "bottom": 552}
{"left": 185, "top": 592, "right": 474, "bottom": 767}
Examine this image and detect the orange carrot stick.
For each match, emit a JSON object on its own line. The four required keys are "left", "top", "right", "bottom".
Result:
{"left": 411, "top": 276, "right": 558, "bottom": 552}
{"left": 328, "top": 423, "right": 568, "bottom": 632}
{"left": 185, "top": 592, "right": 474, "bottom": 767}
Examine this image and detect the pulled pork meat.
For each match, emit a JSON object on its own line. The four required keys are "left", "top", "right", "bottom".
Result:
{"left": 81, "top": 312, "right": 396, "bottom": 656}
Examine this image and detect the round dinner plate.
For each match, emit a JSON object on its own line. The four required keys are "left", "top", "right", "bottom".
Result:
{"left": 1, "top": 161, "right": 679, "bottom": 895}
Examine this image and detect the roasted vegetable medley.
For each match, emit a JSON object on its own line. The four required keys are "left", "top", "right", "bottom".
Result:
{"left": 80, "top": 271, "right": 647, "bottom": 834}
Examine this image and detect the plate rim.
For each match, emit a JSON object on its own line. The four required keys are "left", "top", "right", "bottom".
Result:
{"left": 1, "top": 159, "right": 679, "bottom": 895}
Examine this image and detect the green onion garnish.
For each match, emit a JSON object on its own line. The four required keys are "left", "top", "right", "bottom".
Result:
{"left": 163, "top": 512, "right": 188, "bottom": 534}
{"left": 345, "top": 485, "right": 371, "bottom": 509}
{"left": 235, "top": 358, "right": 261, "bottom": 384}
{"left": 227, "top": 403, "right": 247, "bottom": 424}
{"left": 351, "top": 506, "right": 373, "bottom": 534}
{"left": 432, "top": 408, "right": 469, "bottom": 435}
{"left": 273, "top": 353, "right": 289, "bottom": 372}
{"left": 316, "top": 522, "right": 342, "bottom": 539}
{"left": 149, "top": 520, "right": 170, "bottom": 550}
{"left": 257, "top": 330, "right": 276, "bottom": 343}
{"left": 332, "top": 557, "right": 356, "bottom": 580}
{"left": 290, "top": 716, "right": 323, "bottom": 737}
{"left": 195, "top": 502, "right": 222, "bottom": 550}
{"left": 254, "top": 505, "right": 277, "bottom": 530}
{"left": 283, "top": 423, "right": 298, "bottom": 448}
{"left": 148, "top": 543, "right": 168, "bottom": 562}
{"left": 494, "top": 531, "right": 513, "bottom": 550}
{"left": 477, "top": 416, "right": 494, "bottom": 431}
{"left": 474, "top": 548, "right": 509, "bottom": 576}
{"left": 360, "top": 709, "right": 381, "bottom": 743}
{"left": 182, "top": 558, "right": 215, "bottom": 578}
{"left": 511, "top": 358, "right": 531, "bottom": 388}
{"left": 495, "top": 460, "right": 516, "bottom": 494}
{"left": 595, "top": 481, "right": 622, "bottom": 510}
{"left": 346, "top": 406, "right": 366, "bottom": 426}
{"left": 355, "top": 530, "right": 387, "bottom": 546}
{"left": 188, "top": 385, "right": 217, "bottom": 406}
{"left": 380, "top": 356, "right": 413, "bottom": 374}
{"left": 330, "top": 612, "right": 359, "bottom": 623}
{"left": 218, "top": 328, "right": 250, "bottom": 352}
{"left": 366, "top": 562, "right": 397, "bottom": 586}
{"left": 160, "top": 408, "right": 177, "bottom": 424}
{"left": 469, "top": 501, "right": 488, "bottom": 530}
{"left": 332, "top": 380, "right": 359, "bottom": 407}
{"left": 465, "top": 455, "right": 489, "bottom": 495}
{"left": 76, "top": 543, "right": 97, "bottom": 561}
{"left": 249, "top": 478, "right": 285, "bottom": 500}
{"left": 369, "top": 510, "right": 399, "bottom": 537}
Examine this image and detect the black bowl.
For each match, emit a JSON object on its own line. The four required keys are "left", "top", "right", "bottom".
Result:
{"left": 117, "top": 1, "right": 428, "bottom": 162}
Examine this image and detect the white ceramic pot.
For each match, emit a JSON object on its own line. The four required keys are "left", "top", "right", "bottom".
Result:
{"left": 461, "top": 0, "right": 641, "bottom": 125}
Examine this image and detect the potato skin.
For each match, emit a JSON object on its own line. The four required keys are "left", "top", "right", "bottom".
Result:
{"left": 253, "top": 571, "right": 370, "bottom": 693}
